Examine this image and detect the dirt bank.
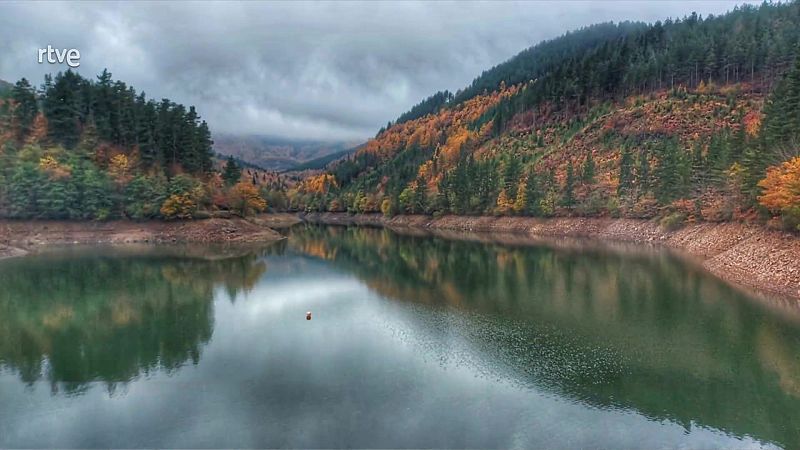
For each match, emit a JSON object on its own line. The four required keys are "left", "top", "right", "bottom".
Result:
{"left": 0, "top": 218, "right": 284, "bottom": 259}
{"left": 302, "top": 212, "right": 800, "bottom": 302}
{"left": 250, "top": 213, "right": 303, "bottom": 229}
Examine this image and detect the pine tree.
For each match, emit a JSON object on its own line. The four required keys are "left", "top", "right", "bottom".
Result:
{"left": 222, "top": 156, "right": 242, "bottom": 186}
{"left": 618, "top": 146, "right": 634, "bottom": 196}
{"left": 562, "top": 162, "right": 575, "bottom": 208}
{"left": 655, "top": 139, "right": 688, "bottom": 203}
{"left": 636, "top": 150, "right": 651, "bottom": 197}
{"left": 11, "top": 78, "right": 38, "bottom": 140}
{"left": 524, "top": 170, "right": 541, "bottom": 216}
{"left": 7, "top": 163, "right": 44, "bottom": 218}
{"left": 761, "top": 52, "right": 800, "bottom": 160}
{"left": 196, "top": 121, "right": 214, "bottom": 173}
{"left": 689, "top": 139, "right": 708, "bottom": 190}
{"left": 93, "top": 69, "right": 114, "bottom": 141}
{"left": 502, "top": 156, "right": 521, "bottom": 198}
{"left": 412, "top": 178, "right": 427, "bottom": 214}
{"left": 43, "top": 70, "right": 86, "bottom": 148}
{"left": 136, "top": 96, "right": 160, "bottom": 169}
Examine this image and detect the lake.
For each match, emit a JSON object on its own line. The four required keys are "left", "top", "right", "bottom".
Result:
{"left": 1, "top": 224, "right": 799, "bottom": 449}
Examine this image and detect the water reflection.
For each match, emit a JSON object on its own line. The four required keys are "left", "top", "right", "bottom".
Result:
{"left": 0, "top": 227, "right": 798, "bottom": 448}
{"left": 288, "top": 224, "right": 800, "bottom": 449}
{"left": 0, "top": 245, "right": 270, "bottom": 393}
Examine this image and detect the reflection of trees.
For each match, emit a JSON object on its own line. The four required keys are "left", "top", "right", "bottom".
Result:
{"left": 0, "top": 247, "right": 268, "bottom": 393}
{"left": 290, "top": 224, "right": 800, "bottom": 449}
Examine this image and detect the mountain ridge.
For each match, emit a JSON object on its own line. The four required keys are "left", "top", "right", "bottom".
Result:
{"left": 213, "top": 133, "right": 359, "bottom": 171}
{"left": 271, "top": 1, "right": 800, "bottom": 232}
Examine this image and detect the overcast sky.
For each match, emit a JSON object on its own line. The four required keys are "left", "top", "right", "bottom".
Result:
{"left": 0, "top": 1, "right": 751, "bottom": 142}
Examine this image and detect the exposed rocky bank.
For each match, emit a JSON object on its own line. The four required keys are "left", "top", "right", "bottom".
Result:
{"left": 0, "top": 217, "right": 285, "bottom": 259}
{"left": 302, "top": 212, "right": 800, "bottom": 302}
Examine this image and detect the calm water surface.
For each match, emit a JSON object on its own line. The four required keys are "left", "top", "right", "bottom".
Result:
{"left": 1, "top": 224, "right": 799, "bottom": 449}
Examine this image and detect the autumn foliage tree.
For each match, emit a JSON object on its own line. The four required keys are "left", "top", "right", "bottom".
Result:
{"left": 228, "top": 181, "right": 267, "bottom": 217}
{"left": 160, "top": 194, "right": 197, "bottom": 220}
{"left": 758, "top": 157, "right": 800, "bottom": 230}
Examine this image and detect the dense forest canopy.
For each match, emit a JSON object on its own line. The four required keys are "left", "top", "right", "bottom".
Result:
{"left": 0, "top": 70, "right": 269, "bottom": 220}
{"left": 456, "top": 3, "right": 799, "bottom": 110}
{"left": 274, "top": 1, "right": 800, "bottom": 232}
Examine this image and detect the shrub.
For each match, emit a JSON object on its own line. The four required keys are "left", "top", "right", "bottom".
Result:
{"left": 538, "top": 191, "right": 558, "bottom": 217}
{"left": 628, "top": 194, "right": 659, "bottom": 219}
{"left": 779, "top": 206, "right": 800, "bottom": 231}
{"left": 380, "top": 198, "right": 394, "bottom": 217}
{"left": 700, "top": 196, "right": 734, "bottom": 222}
{"left": 576, "top": 190, "right": 605, "bottom": 216}
{"left": 660, "top": 211, "right": 687, "bottom": 231}
{"left": 606, "top": 196, "right": 620, "bottom": 218}
{"left": 160, "top": 194, "right": 197, "bottom": 220}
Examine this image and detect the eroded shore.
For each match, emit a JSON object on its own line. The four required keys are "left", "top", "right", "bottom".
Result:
{"left": 0, "top": 217, "right": 287, "bottom": 259}
{"left": 302, "top": 212, "right": 800, "bottom": 302}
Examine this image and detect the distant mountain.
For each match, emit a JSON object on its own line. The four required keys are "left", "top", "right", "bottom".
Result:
{"left": 288, "top": 147, "right": 358, "bottom": 172}
{"left": 213, "top": 134, "right": 359, "bottom": 171}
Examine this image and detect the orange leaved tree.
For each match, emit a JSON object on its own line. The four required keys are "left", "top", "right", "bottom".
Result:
{"left": 228, "top": 181, "right": 267, "bottom": 217}
{"left": 758, "top": 156, "right": 800, "bottom": 230}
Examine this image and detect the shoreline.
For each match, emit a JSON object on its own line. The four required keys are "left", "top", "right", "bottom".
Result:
{"left": 2, "top": 212, "right": 797, "bottom": 304}
{"left": 301, "top": 212, "right": 800, "bottom": 302}
{"left": 0, "top": 217, "right": 288, "bottom": 259}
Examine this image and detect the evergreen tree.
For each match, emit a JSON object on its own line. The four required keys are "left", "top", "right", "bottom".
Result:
{"left": 618, "top": 146, "right": 634, "bottom": 196}
{"left": 42, "top": 70, "right": 87, "bottom": 148}
{"left": 11, "top": 78, "right": 37, "bottom": 140}
{"left": 655, "top": 139, "right": 688, "bottom": 203}
{"left": 762, "top": 53, "right": 800, "bottom": 159}
{"left": 196, "top": 121, "right": 214, "bottom": 173}
{"left": 222, "top": 156, "right": 242, "bottom": 186}
{"left": 636, "top": 150, "right": 652, "bottom": 197}
{"left": 7, "top": 163, "right": 44, "bottom": 218}
{"left": 689, "top": 139, "right": 709, "bottom": 190}
{"left": 524, "top": 170, "right": 541, "bottom": 215}
{"left": 502, "top": 156, "right": 522, "bottom": 198}
{"left": 412, "top": 178, "right": 427, "bottom": 214}
{"left": 93, "top": 69, "right": 114, "bottom": 141}
{"left": 562, "top": 162, "right": 575, "bottom": 208}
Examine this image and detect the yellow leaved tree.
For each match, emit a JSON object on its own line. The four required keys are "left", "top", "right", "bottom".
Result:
{"left": 228, "top": 181, "right": 267, "bottom": 217}
{"left": 160, "top": 194, "right": 197, "bottom": 220}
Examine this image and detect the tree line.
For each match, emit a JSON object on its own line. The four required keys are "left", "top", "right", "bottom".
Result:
{"left": 0, "top": 70, "right": 267, "bottom": 220}
{"left": 461, "top": 1, "right": 800, "bottom": 125}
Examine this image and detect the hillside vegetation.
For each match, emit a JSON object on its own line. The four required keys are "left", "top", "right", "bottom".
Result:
{"left": 278, "top": 2, "right": 800, "bottom": 231}
{"left": 0, "top": 70, "right": 269, "bottom": 220}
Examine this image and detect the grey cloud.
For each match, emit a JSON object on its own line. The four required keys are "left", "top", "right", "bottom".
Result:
{"left": 0, "top": 1, "right": 751, "bottom": 142}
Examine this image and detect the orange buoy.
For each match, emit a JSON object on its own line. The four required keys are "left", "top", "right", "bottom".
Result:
{"left": 306, "top": 311, "right": 312, "bottom": 320}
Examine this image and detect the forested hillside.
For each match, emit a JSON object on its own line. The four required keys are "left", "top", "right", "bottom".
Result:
{"left": 0, "top": 70, "right": 268, "bottom": 220}
{"left": 279, "top": 2, "right": 800, "bottom": 231}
